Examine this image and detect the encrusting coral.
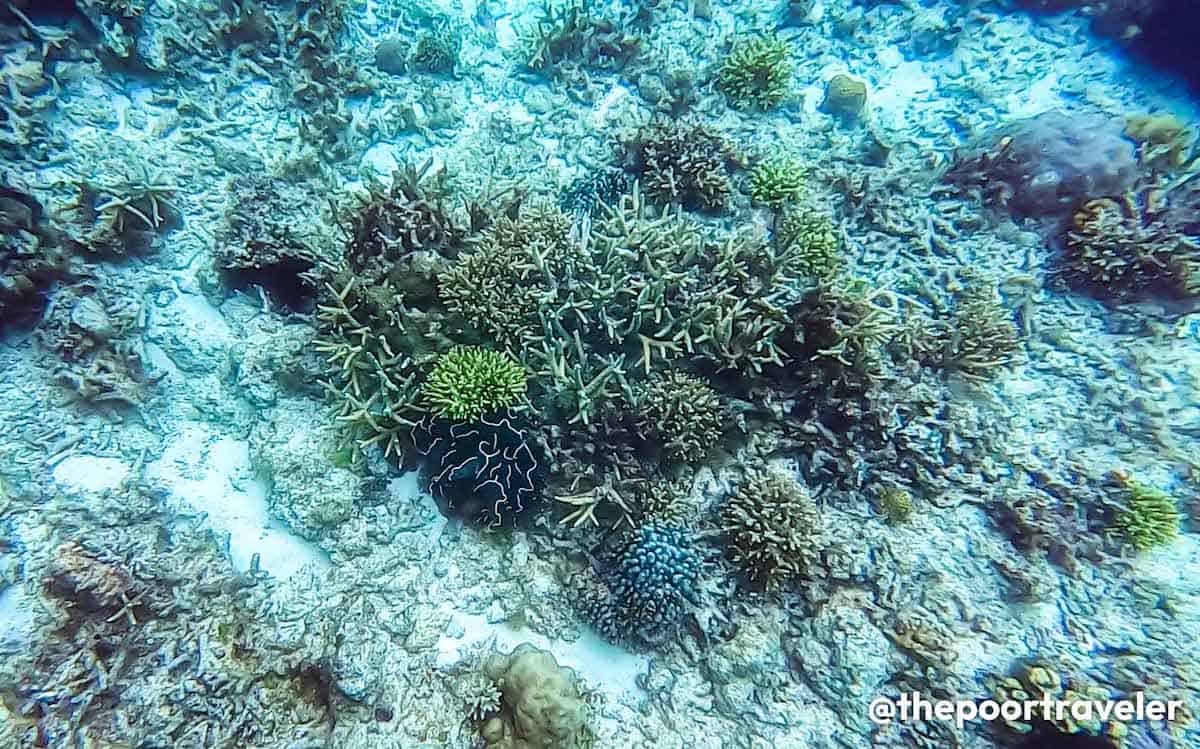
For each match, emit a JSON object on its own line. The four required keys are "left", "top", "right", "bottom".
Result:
{"left": 720, "top": 467, "right": 824, "bottom": 589}
{"left": 421, "top": 346, "right": 527, "bottom": 422}
{"left": 717, "top": 35, "right": 793, "bottom": 110}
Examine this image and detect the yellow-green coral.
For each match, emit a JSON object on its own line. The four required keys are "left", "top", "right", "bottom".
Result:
{"left": 774, "top": 205, "right": 840, "bottom": 280}
{"left": 1112, "top": 477, "right": 1180, "bottom": 551}
{"left": 422, "top": 346, "right": 527, "bottom": 421}
{"left": 749, "top": 154, "right": 805, "bottom": 206}
{"left": 878, "top": 486, "right": 913, "bottom": 523}
{"left": 717, "top": 35, "right": 792, "bottom": 110}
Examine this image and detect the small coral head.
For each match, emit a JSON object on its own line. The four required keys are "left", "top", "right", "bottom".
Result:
{"left": 422, "top": 346, "right": 527, "bottom": 421}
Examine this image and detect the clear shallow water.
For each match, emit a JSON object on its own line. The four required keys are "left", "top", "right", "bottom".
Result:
{"left": 0, "top": 1, "right": 1198, "bottom": 747}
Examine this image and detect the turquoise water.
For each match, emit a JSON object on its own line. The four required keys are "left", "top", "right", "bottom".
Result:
{"left": 0, "top": 0, "right": 1198, "bottom": 747}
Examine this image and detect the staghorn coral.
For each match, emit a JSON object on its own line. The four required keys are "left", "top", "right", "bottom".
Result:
{"left": 344, "top": 159, "right": 458, "bottom": 284}
{"left": 438, "top": 202, "right": 575, "bottom": 349}
{"left": 1110, "top": 474, "right": 1180, "bottom": 551}
{"left": 411, "top": 409, "right": 545, "bottom": 528}
{"left": 480, "top": 644, "right": 592, "bottom": 749}
{"left": 632, "top": 370, "right": 723, "bottom": 465}
{"left": 421, "top": 346, "right": 527, "bottom": 421}
{"left": 749, "top": 153, "right": 805, "bottom": 207}
{"left": 720, "top": 467, "right": 824, "bottom": 590}
{"left": 518, "top": 0, "right": 640, "bottom": 81}
{"left": 69, "top": 166, "right": 180, "bottom": 257}
{"left": 927, "top": 275, "right": 1022, "bottom": 380}
{"left": 717, "top": 35, "right": 792, "bottom": 110}
{"left": 1055, "top": 193, "right": 1200, "bottom": 304}
{"left": 622, "top": 120, "right": 740, "bottom": 212}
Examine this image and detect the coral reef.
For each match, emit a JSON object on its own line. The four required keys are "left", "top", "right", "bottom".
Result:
{"left": 772, "top": 204, "right": 842, "bottom": 280}
{"left": 924, "top": 275, "right": 1022, "bottom": 381}
{"left": 632, "top": 370, "right": 723, "bottom": 465}
{"left": 1125, "top": 112, "right": 1195, "bottom": 171}
{"left": 717, "top": 35, "right": 793, "bottom": 110}
{"left": 944, "top": 111, "right": 1139, "bottom": 220}
{"left": 480, "top": 644, "right": 592, "bottom": 748}
{"left": 720, "top": 467, "right": 824, "bottom": 589}
{"left": 1055, "top": 193, "right": 1199, "bottom": 304}
{"left": 37, "top": 281, "right": 145, "bottom": 405}
{"left": 216, "top": 174, "right": 325, "bottom": 311}
{"left": 559, "top": 167, "right": 631, "bottom": 218}
{"left": 821, "top": 73, "right": 868, "bottom": 119}
{"left": 749, "top": 153, "right": 806, "bottom": 207}
{"left": 583, "top": 521, "right": 703, "bottom": 646}
{"left": 518, "top": 0, "right": 640, "bottom": 85}
{"left": 991, "top": 663, "right": 1129, "bottom": 745}
{"left": 1110, "top": 474, "right": 1180, "bottom": 551}
{"left": 422, "top": 346, "right": 527, "bottom": 422}
{"left": 409, "top": 19, "right": 461, "bottom": 75}
{"left": 0, "top": 176, "right": 71, "bottom": 325}
{"left": 876, "top": 485, "right": 913, "bottom": 523}
{"left": 69, "top": 166, "right": 180, "bottom": 257}
{"left": 621, "top": 120, "right": 740, "bottom": 212}
{"left": 411, "top": 409, "right": 545, "bottom": 528}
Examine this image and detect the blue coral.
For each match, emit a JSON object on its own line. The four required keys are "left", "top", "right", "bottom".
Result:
{"left": 595, "top": 522, "right": 703, "bottom": 645}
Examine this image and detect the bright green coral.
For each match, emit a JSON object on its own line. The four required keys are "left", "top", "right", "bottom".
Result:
{"left": 422, "top": 346, "right": 527, "bottom": 421}
{"left": 1112, "top": 477, "right": 1180, "bottom": 551}
{"left": 717, "top": 35, "right": 792, "bottom": 110}
{"left": 774, "top": 204, "right": 840, "bottom": 280}
{"left": 749, "top": 154, "right": 805, "bottom": 206}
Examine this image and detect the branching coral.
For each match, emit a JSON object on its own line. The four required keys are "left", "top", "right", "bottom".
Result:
{"left": 438, "top": 203, "right": 575, "bottom": 349}
{"left": 926, "top": 275, "right": 1021, "bottom": 380}
{"left": 773, "top": 204, "right": 841, "bottom": 280}
{"left": 633, "top": 370, "right": 723, "bottom": 464}
{"left": 1055, "top": 193, "right": 1200, "bottom": 304}
{"left": 622, "top": 121, "right": 740, "bottom": 212}
{"left": 749, "top": 153, "right": 806, "bottom": 206}
{"left": 422, "top": 346, "right": 527, "bottom": 421}
{"left": 717, "top": 35, "right": 793, "bottom": 110}
{"left": 518, "top": 0, "right": 640, "bottom": 80}
{"left": 411, "top": 409, "right": 545, "bottom": 528}
{"left": 720, "top": 467, "right": 824, "bottom": 589}
{"left": 71, "top": 166, "right": 180, "bottom": 257}
{"left": 1110, "top": 474, "right": 1180, "bottom": 551}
